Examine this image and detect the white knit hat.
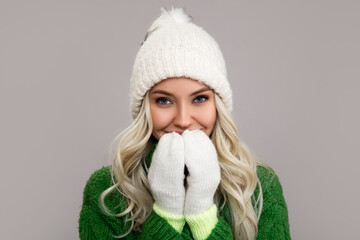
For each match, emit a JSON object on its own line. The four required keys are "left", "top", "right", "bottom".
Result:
{"left": 129, "top": 7, "right": 232, "bottom": 119}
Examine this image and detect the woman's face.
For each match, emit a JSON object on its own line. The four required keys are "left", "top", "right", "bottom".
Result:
{"left": 149, "top": 77, "right": 217, "bottom": 140}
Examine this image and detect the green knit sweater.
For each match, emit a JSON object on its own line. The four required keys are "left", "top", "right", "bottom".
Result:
{"left": 79, "top": 148, "right": 290, "bottom": 239}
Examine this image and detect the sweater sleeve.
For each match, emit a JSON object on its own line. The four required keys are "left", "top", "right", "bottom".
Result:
{"left": 201, "top": 216, "right": 233, "bottom": 239}
{"left": 256, "top": 166, "right": 291, "bottom": 240}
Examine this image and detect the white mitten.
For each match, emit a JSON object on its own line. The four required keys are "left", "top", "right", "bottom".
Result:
{"left": 183, "top": 130, "right": 221, "bottom": 216}
{"left": 148, "top": 132, "right": 185, "bottom": 215}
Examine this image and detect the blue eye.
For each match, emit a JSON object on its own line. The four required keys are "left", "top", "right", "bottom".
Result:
{"left": 156, "top": 97, "right": 172, "bottom": 105}
{"left": 193, "top": 95, "right": 209, "bottom": 103}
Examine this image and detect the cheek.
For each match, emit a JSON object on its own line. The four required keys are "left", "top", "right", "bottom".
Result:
{"left": 196, "top": 105, "right": 217, "bottom": 133}
{"left": 150, "top": 106, "right": 172, "bottom": 130}
{"left": 206, "top": 107, "right": 217, "bottom": 129}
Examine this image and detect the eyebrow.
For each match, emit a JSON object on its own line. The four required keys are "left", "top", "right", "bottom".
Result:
{"left": 190, "top": 87, "right": 212, "bottom": 96}
{"left": 151, "top": 87, "right": 212, "bottom": 96}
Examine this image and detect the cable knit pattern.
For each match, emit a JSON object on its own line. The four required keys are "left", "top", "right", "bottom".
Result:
{"left": 79, "top": 149, "right": 290, "bottom": 239}
{"left": 253, "top": 166, "right": 291, "bottom": 239}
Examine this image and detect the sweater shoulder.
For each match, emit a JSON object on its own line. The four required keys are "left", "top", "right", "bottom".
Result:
{"left": 255, "top": 164, "right": 288, "bottom": 213}
{"left": 79, "top": 167, "right": 136, "bottom": 238}
{"left": 87, "top": 165, "right": 112, "bottom": 186}
{"left": 82, "top": 166, "right": 114, "bottom": 204}
{"left": 256, "top": 164, "right": 282, "bottom": 195}
{"left": 256, "top": 165, "right": 291, "bottom": 239}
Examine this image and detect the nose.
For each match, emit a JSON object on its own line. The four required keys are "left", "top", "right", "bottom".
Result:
{"left": 173, "top": 103, "right": 192, "bottom": 129}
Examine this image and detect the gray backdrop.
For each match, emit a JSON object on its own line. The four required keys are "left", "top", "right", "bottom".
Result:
{"left": 1, "top": 0, "right": 359, "bottom": 239}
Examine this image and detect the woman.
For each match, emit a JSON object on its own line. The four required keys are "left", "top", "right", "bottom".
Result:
{"left": 79, "top": 8, "right": 290, "bottom": 240}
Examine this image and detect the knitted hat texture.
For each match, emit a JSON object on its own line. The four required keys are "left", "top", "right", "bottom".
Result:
{"left": 129, "top": 8, "right": 232, "bottom": 119}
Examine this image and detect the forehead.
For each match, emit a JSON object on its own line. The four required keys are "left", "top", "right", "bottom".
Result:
{"left": 150, "top": 77, "right": 209, "bottom": 92}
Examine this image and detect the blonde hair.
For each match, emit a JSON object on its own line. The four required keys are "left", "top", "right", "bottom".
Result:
{"left": 212, "top": 94, "right": 263, "bottom": 239}
{"left": 100, "top": 92, "right": 263, "bottom": 239}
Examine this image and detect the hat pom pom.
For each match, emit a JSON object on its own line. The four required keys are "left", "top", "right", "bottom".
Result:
{"left": 148, "top": 7, "right": 192, "bottom": 33}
